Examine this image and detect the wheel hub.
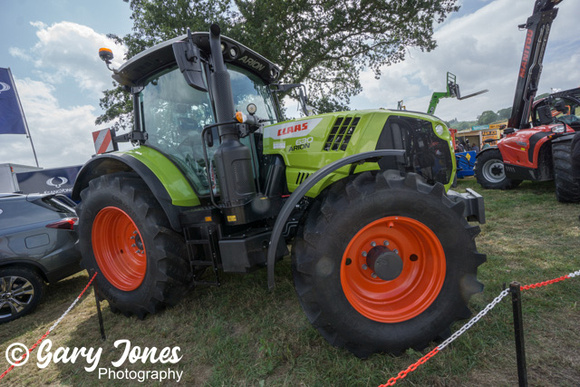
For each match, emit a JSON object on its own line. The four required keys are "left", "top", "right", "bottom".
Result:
{"left": 491, "top": 164, "right": 503, "bottom": 176}
{"left": 92, "top": 206, "right": 147, "bottom": 291}
{"left": 0, "top": 276, "right": 34, "bottom": 317}
{"left": 366, "top": 246, "right": 403, "bottom": 281}
{"left": 483, "top": 159, "right": 506, "bottom": 183}
{"left": 341, "top": 216, "right": 446, "bottom": 323}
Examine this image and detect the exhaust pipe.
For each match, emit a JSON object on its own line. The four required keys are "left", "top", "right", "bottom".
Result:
{"left": 208, "top": 24, "right": 257, "bottom": 207}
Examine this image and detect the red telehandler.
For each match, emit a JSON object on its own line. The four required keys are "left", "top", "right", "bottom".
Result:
{"left": 475, "top": 0, "right": 580, "bottom": 202}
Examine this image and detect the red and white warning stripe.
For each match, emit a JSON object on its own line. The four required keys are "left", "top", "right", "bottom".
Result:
{"left": 92, "top": 128, "right": 115, "bottom": 154}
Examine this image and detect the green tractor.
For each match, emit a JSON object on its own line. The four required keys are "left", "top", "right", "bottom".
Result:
{"left": 73, "top": 25, "right": 486, "bottom": 357}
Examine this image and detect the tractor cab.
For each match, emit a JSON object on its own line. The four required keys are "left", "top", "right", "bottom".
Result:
{"left": 531, "top": 88, "right": 580, "bottom": 130}
{"left": 103, "top": 30, "right": 283, "bottom": 199}
{"left": 137, "top": 61, "right": 278, "bottom": 195}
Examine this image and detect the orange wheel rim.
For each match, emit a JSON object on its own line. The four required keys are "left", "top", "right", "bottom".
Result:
{"left": 92, "top": 206, "right": 147, "bottom": 291}
{"left": 341, "top": 216, "right": 446, "bottom": 323}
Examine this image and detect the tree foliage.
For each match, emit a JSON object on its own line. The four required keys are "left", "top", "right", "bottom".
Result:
{"left": 447, "top": 118, "right": 476, "bottom": 131}
{"left": 477, "top": 110, "right": 499, "bottom": 125}
{"left": 99, "top": 0, "right": 459, "bottom": 130}
{"left": 496, "top": 107, "right": 512, "bottom": 120}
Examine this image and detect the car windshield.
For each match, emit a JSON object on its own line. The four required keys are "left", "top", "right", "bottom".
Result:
{"left": 139, "top": 64, "right": 277, "bottom": 196}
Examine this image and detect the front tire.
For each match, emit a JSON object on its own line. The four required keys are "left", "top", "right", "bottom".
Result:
{"left": 475, "top": 149, "right": 522, "bottom": 189}
{"left": 553, "top": 140, "right": 580, "bottom": 203}
{"left": 78, "top": 173, "right": 190, "bottom": 318}
{"left": 292, "top": 171, "right": 485, "bottom": 357}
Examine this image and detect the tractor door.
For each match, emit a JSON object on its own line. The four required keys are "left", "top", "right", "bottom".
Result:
{"left": 139, "top": 65, "right": 216, "bottom": 195}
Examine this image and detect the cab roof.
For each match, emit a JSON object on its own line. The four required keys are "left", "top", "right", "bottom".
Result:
{"left": 113, "top": 32, "right": 280, "bottom": 87}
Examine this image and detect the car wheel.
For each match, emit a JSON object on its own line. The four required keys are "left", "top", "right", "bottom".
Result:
{"left": 0, "top": 267, "right": 45, "bottom": 324}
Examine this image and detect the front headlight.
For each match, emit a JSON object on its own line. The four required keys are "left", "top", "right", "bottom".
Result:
{"left": 435, "top": 124, "right": 445, "bottom": 136}
{"left": 551, "top": 124, "right": 565, "bottom": 133}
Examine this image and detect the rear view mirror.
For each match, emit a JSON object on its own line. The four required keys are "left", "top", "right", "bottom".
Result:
{"left": 172, "top": 31, "right": 207, "bottom": 92}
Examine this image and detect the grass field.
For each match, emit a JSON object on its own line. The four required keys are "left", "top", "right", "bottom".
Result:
{"left": 1, "top": 177, "right": 579, "bottom": 386}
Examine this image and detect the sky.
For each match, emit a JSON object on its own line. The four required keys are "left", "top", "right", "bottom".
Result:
{"left": 1, "top": 0, "right": 579, "bottom": 169}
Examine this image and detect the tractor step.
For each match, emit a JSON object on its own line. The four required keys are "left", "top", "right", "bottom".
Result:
{"left": 183, "top": 225, "right": 221, "bottom": 287}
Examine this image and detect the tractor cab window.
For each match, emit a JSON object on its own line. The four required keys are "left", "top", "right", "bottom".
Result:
{"left": 140, "top": 65, "right": 215, "bottom": 194}
{"left": 551, "top": 98, "right": 580, "bottom": 129}
{"left": 228, "top": 64, "right": 277, "bottom": 124}
{"left": 138, "top": 63, "right": 278, "bottom": 197}
{"left": 533, "top": 97, "right": 580, "bottom": 130}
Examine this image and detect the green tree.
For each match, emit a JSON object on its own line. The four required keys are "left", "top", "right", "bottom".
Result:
{"left": 477, "top": 110, "right": 499, "bottom": 125}
{"left": 496, "top": 107, "right": 512, "bottom": 120}
{"left": 99, "top": 0, "right": 460, "bottom": 130}
{"left": 456, "top": 121, "right": 476, "bottom": 130}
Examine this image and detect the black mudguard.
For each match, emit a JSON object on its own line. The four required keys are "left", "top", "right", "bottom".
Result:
{"left": 71, "top": 154, "right": 183, "bottom": 232}
{"left": 266, "top": 149, "right": 405, "bottom": 290}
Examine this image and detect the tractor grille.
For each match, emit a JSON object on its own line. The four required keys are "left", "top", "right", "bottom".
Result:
{"left": 295, "top": 172, "right": 311, "bottom": 185}
{"left": 324, "top": 116, "right": 361, "bottom": 151}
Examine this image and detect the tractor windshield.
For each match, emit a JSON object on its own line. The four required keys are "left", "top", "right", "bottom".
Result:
{"left": 228, "top": 64, "right": 277, "bottom": 123}
{"left": 139, "top": 64, "right": 277, "bottom": 196}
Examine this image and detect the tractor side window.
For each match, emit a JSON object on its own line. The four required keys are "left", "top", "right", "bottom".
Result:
{"left": 140, "top": 66, "right": 215, "bottom": 194}
{"left": 552, "top": 98, "right": 580, "bottom": 128}
{"left": 534, "top": 97, "right": 580, "bottom": 130}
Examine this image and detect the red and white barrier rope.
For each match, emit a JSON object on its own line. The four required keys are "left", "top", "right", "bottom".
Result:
{"left": 379, "top": 270, "right": 579, "bottom": 386}
{"left": 521, "top": 269, "right": 579, "bottom": 290}
{"left": 2, "top": 269, "right": 578, "bottom": 384}
{"left": 0, "top": 272, "right": 98, "bottom": 381}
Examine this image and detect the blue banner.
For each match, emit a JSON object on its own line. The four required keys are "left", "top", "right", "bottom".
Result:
{"left": 0, "top": 67, "right": 28, "bottom": 135}
{"left": 16, "top": 165, "right": 82, "bottom": 198}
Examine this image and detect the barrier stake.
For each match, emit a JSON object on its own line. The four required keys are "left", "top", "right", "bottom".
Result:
{"left": 92, "top": 272, "right": 106, "bottom": 341}
{"left": 510, "top": 282, "right": 528, "bottom": 387}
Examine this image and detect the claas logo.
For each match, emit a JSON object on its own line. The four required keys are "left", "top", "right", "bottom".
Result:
{"left": 277, "top": 122, "right": 308, "bottom": 137}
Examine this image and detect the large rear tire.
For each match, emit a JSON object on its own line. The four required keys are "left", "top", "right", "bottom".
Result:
{"left": 292, "top": 171, "right": 485, "bottom": 357}
{"left": 78, "top": 173, "right": 190, "bottom": 318}
{"left": 475, "top": 149, "right": 522, "bottom": 189}
{"left": 553, "top": 140, "right": 580, "bottom": 203}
